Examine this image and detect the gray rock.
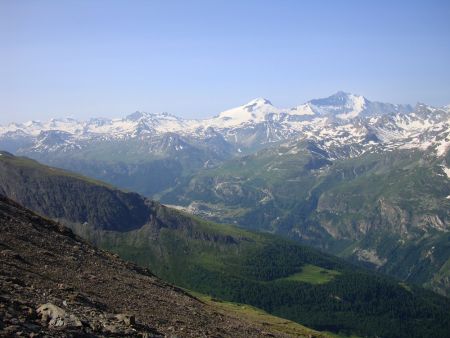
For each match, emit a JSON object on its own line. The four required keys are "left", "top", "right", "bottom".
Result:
{"left": 36, "top": 303, "right": 83, "bottom": 328}
{"left": 37, "top": 303, "right": 66, "bottom": 325}
{"left": 115, "top": 313, "right": 135, "bottom": 326}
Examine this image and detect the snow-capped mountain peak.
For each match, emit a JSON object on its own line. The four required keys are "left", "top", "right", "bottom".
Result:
{"left": 126, "top": 111, "right": 180, "bottom": 122}
{"left": 244, "top": 97, "right": 273, "bottom": 107}
{"left": 289, "top": 103, "right": 316, "bottom": 116}
{"left": 126, "top": 111, "right": 147, "bottom": 121}
{"left": 308, "top": 91, "right": 368, "bottom": 119}
{"left": 211, "top": 98, "right": 280, "bottom": 127}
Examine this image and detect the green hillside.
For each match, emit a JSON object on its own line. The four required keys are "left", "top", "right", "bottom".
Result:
{"left": 1, "top": 151, "right": 450, "bottom": 337}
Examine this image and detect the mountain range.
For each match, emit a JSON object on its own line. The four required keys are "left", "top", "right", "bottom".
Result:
{"left": 0, "top": 92, "right": 448, "bottom": 189}
{"left": 3, "top": 92, "right": 443, "bottom": 158}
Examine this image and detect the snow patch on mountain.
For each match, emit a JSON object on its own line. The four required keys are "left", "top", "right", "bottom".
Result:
{"left": 440, "top": 165, "right": 450, "bottom": 179}
{"left": 328, "top": 94, "right": 365, "bottom": 119}
{"left": 288, "top": 103, "right": 316, "bottom": 116}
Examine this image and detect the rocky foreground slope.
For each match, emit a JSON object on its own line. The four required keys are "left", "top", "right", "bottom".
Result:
{"left": 0, "top": 196, "right": 322, "bottom": 337}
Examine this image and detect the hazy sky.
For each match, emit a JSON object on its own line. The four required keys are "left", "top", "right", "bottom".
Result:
{"left": 1, "top": 0, "right": 450, "bottom": 124}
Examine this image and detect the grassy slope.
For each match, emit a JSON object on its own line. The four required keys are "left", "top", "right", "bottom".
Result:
{"left": 277, "top": 264, "right": 341, "bottom": 284}
{"left": 1, "top": 152, "right": 450, "bottom": 337}
{"left": 191, "top": 291, "right": 332, "bottom": 338}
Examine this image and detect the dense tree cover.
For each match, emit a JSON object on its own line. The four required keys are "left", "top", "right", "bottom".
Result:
{"left": 106, "top": 229, "right": 450, "bottom": 338}
{"left": 232, "top": 238, "right": 343, "bottom": 281}
{"left": 181, "top": 258, "right": 450, "bottom": 338}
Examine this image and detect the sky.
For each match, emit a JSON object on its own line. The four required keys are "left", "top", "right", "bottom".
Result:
{"left": 1, "top": 0, "right": 450, "bottom": 124}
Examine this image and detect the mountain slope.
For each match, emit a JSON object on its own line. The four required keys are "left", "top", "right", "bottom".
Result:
{"left": 1, "top": 152, "right": 450, "bottom": 337}
{"left": 0, "top": 196, "right": 325, "bottom": 337}
{"left": 0, "top": 151, "right": 154, "bottom": 231}
{"left": 160, "top": 140, "right": 450, "bottom": 295}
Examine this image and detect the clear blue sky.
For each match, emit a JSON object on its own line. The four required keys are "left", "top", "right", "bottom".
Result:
{"left": 1, "top": 0, "right": 449, "bottom": 124}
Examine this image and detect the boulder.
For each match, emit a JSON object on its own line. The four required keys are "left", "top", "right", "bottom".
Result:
{"left": 36, "top": 303, "right": 82, "bottom": 328}
{"left": 115, "top": 313, "right": 136, "bottom": 326}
